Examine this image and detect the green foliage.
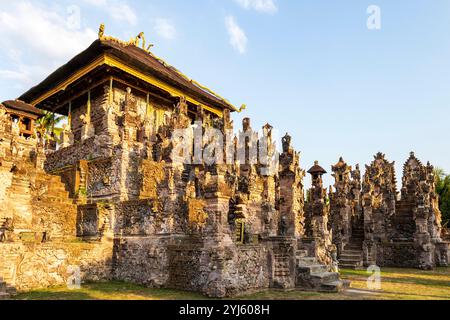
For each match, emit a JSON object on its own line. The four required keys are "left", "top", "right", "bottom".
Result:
{"left": 35, "top": 111, "right": 66, "bottom": 142}
{"left": 435, "top": 168, "right": 450, "bottom": 227}
{"left": 76, "top": 187, "right": 87, "bottom": 197}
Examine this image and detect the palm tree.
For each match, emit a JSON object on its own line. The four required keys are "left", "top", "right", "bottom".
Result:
{"left": 435, "top": 167, "right": 450, "bottom": 227}
{"left": 35, "top": 111, "right": 66, "bottom": 143}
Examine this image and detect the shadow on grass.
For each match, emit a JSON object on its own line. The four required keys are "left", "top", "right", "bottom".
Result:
{"left": 14, "top": 291, "right": 95, "bottom": 300}
{"left": 13, "top": 281, "right": 210, "bottom": 301}
{"left": 340, "top": 268, "right": 450, "bottom": 288}
{"left": 339, "top": 268, "right": 450, "bottom": 300}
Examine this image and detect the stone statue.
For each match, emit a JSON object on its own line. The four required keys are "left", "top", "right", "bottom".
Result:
{"left": 98, "top": 23, "right": 105, "bottom": 39}
{"left": 280, "top": 216, "right": 288, "bottom": 236}
{"left": 282, "top": 133, "right": 291, "bottom": 153}
{"left": 134, "top": 31, "right": 154, "bottom": 52}
{"left": 80, "top": 113, "right": 89, "bottom": 125}
{"left": 0, "top": 218, "right": 13, "bottom": 243}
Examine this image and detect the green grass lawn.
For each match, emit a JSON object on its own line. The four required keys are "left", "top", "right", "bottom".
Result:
{"left": 12, "top": 267, "right": 450, "bottom": 300}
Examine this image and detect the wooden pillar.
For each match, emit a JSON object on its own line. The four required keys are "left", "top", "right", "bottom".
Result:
{"left": 68, "top": 101, "right": 72, "bottom": 127}
{"left": 87, "top": 90, "right": 91, "bottom": 121}
{"left": 109, "top": 77, "right": 114, "bottom": 104}
{"left": 146, "top": 93, "right": 151, "bottom": 118}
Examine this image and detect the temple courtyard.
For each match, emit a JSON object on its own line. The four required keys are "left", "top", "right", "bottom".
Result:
{"left": 12, "top": 268, "right": 450, "bottom": 301}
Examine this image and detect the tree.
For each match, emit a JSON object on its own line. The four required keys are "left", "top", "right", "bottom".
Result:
{"left": 435, "top": 168, "right": 450, "bottom": 228}
{"left": 35, "top": 111, "right": 66, "bottom": 142}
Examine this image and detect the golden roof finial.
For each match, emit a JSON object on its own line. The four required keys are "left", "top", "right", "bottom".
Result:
{"left": 133, "top": 31, "right": 154, "bottom": 52}
{"left": 98, "top": 23, "right": 105, "bottom": 39}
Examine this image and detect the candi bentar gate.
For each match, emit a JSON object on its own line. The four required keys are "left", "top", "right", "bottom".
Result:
{"left": 0, "top": 26, "right": 448, "bottom": 299}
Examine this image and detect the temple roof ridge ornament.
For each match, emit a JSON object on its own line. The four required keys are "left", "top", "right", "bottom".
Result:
{"left": 97, "top": 23, "right": 245, "bottom": 113}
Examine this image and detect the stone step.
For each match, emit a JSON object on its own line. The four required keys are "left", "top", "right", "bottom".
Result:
{"left": 0, "top": 292, "right": 10, "bottom": 300}
{"left": 339, "top": 257, "right": 362, "bottom": 263}
{"left": 298, "top": 264, "right": 329, "bottom": 274}
{"left": 9, "top": 192, "right": 31, "bottom": 197}
{"left": 319, "top": 280, "right": 350, "bottom": 293}
{"left": 340, "top": 256, "right": 362, "bottom": 262}
{"left": 12, "top": 179, "right": 30, "bottom": 185}
{"left": 339, "top": 264, "right": 362, "bottom": 270}
{"left": 12, "top": 183, "right": 30, "bottom": 189}
{"left": 345, "top": 245, "right": 363, "bottom": 250}
{"left": 309, "top": 264, "right": 329, "bottom": 273}
{"left": 342, "top": 248, "right": 362, "bottom": 253}
{"left": 297, "top": 257, "right": 317, "bottom": 265}
{"left": 344, "top": 250, "right": 362, "bottom": 255}
{"left": 311, "top": 272, "right": 340, "bottom": 283}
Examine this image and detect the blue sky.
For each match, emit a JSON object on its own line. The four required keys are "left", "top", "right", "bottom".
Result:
{"left": 0, "top": 0, "right": 449, "bottom": 187}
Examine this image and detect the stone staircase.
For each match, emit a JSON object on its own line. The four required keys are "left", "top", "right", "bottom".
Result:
{"left": 339, "top": 245, "right": 364, "bottom": 269}
{"left": 393, "top": 199, "right": 416, "bottom": 240}
{"left": 296, "top": 250, "right": 349, "bottom": 292}
{"left": 34, "top": 174, "right": 75, "bottom": 205}
{"left": 339, "top": 223, "right": 364, "bottom": 269}
{"left": 6, "top": 174, "right": 32, "bottom": 230}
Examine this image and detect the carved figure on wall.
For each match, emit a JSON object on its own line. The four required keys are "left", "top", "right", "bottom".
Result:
{"left": 0, "top": 218, "right": 13, "bottom": 242}
{"left": 282, "top": 133, "right": 292, "bottom": 153}
{"left": 280, "top": 216, "right": 288, "bottom": 236}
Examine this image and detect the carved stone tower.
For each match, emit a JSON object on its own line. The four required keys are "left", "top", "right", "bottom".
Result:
{"left": 304, "top": 161, "right": 333, "bottom": 265}
{"left": 278, "top": 133, "right": 305, "bottom": 238}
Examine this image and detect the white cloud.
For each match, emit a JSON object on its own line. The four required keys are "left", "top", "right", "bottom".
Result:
{"left": 154, "top": 18, "right": 177, "bottom": 40}
{"left": 0, "top": 2, "right": 96, "bottom": 60}
{"left": 233, "top": 0, "right": 278, "bottom": 14}
{"left": 0, "top": 1, "right": 97, "bottom": 88}
{"left": 0, "top": 70, "right": 30, "bottom": 83}
{"left": 225, "top": 16, "right": 248, "bottom": 54}
{"left": 83, "top": 0, "right": 137, "bottom": 26}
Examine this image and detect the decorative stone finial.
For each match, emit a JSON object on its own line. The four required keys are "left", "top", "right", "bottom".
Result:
{"left": 282, "top": 133, "right": 292, "bottom": 153}
{"left": 242, "top": 118, "right": 251, "bottom": 131}
{"left": 98, "top": 23, "right": 105, "bottom": 39}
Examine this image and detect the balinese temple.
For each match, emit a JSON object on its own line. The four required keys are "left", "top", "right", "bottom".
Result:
{"left": 0, "top": 24, "right": 446, "bottom": 299}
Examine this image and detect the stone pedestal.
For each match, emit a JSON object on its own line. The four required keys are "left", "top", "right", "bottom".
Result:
{"left": 81, "top": 123, "right": 95, "bottom": 141}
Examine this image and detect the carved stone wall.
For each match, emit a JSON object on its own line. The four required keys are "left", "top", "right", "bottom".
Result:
{"left": 0, "top": 241, "right": 113, "bottom": 292}
{"left": 113, "top": 236, "right": 170, "bottom": 287}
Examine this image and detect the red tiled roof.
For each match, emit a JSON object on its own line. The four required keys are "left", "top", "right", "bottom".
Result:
{"left": 2, "top": 100, "right": 43, "bottom": 117}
